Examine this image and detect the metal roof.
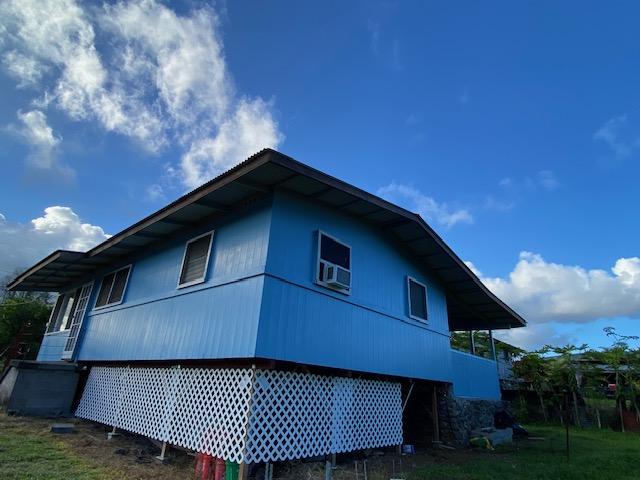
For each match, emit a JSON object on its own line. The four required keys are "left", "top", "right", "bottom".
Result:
{"left": 8, "top": 148, "right": 526, "bottom": 330}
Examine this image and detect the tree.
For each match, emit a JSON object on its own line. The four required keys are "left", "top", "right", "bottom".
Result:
{"left": 0, "top": 273, "right": 52, "bottom": 368}
{"left": 600, "top": 327, "right": 640, "bottom": 432}
{"left": 546, "top": 344, "right": 588, "bottom": 427}
{"left": 512, "top": 349, "right": 550, "bottom": 422}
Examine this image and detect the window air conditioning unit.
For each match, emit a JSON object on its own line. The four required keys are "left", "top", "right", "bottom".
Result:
{"left": 321, "top": 261, "right": 351, "bottom": 290}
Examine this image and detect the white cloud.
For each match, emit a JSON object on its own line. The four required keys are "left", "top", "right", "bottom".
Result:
{"left": 8, "top": 109, "right": 74, "bottom": 179}
{"left": 594, "top": 115, "right": 637, "bottom": 158}
{"left": 1, "top": 49, "right": 46, "bottom": 87}
{"left": 0, "top": 207, "right": 109, "bottom": 276}
{"left": 180, "top": 98, "right": 282, "bottom": 188}
{"left": 536, "top": 170, "right": 559, "bottom": 191}
{"left": 0, "top": 0, "right": 283, "bottom": 187}
{"left": 377, "top": 182, "right": 473, "bottom": 229}
{"left": 475, "top": 252, "right": 640, "bottom": 324}
{"left": 493, "top": 323, "right": 573, "bottom": 351}
{"left": 144, "top": 184, "right": 165, "bottom": 202}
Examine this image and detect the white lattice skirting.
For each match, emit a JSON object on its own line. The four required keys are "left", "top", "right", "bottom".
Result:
{"left": 76, "top": 366, "right": 402, "bottom": 463}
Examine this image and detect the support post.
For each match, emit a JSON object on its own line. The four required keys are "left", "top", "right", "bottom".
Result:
{"left": 489, "top": 329, "right": 496, "bottom": 361}
{"left": 469, "top": 331, "right": 476, "bottom": 355}
{"left": 154, "top": 442, "right": 167, "bottom": 462}
{"left": 239, "top": 463, "right": 250, "bottom": 480}
{"left": 107, "top": 426, "right": 119, "bottom": 440}
{"left": 324, "top": 460, "right": 333, "bottom": 480}
{"left": 432, "top": 384, "right": 441, "bottom": 447}
{"left": 402, "top": 381, "right": 415, "bottom": 412}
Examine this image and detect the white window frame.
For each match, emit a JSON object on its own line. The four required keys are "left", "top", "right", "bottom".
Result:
{"left": 315, "top": 230, "right": 352, "bottom": 295}
{"left": 407, "top": 275, "right": 429, "bottom": 323}
{"left": 93, "top": 264, "right": 132, "bottom": 310}
{"left": 177, "top": 231, "right": 214, "bottom": 289}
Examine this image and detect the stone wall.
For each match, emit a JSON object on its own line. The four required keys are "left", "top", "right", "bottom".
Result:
{"left": 437, "top": 384, "right": 509, "bottom": 445}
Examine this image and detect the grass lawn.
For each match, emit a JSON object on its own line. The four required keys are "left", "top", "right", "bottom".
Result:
{"left": 0, "top": 414, "right": 192, "bottom": 480}
{"left": 411, "top": 425, "right": 640, "bottom": 480}
{"left": 1, "top": 414, "right": 638, "bottom": 480}
{"left": 0, "top": 422, "right": 121, "bottom": 480}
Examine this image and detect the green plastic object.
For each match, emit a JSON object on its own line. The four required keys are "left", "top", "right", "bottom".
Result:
{"left": 225, "top": 461, "right": 239, "bottom": 480}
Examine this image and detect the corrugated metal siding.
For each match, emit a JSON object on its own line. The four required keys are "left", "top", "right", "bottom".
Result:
{"left": 256, "top": 190, "right": 453, "bottom": 381}
{"left": 36, "top": 331, "right": 69, "bottom": 361}
{"left": 451, "top": 350, "right": 501, "bottom": 399}
{"left": 257, "top": 277, "right": 452, "bottom": 381}
{"left": 77, "top": 277, "right": 264, "bottom": 361}
{"left": 74, "top": 201, "right": 272, "bottom": 361}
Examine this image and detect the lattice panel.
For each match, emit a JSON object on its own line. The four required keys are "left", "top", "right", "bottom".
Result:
{"left": 76, "top": 366, "right": 402, "bottom": 463}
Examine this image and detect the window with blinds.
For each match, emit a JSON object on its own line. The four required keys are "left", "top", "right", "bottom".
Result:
{"left": 95, "top": 265, "right": 132, "bottom": 308}
{"left": 407, "top": 276, "right": 428, "bottom": 322}
{"left": 178, "top": 232, "right": 213, "bottom": 287}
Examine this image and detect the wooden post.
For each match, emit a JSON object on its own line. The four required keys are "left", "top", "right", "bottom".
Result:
{"left": 469, "top": 331, "right": 476, "bottom": 355}
{"left": 238, "top": 463, "right": 250, "bottom": 480}
{"left": 489, "top": 329, "right": 496, "bottom": 361}
{"left": 432, "top": 384, "right": 440, "bottom": 446}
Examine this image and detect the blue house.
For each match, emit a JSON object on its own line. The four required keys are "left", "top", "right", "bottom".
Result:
{"left": 9, "top": 149, "right": 525, "bottom": 467}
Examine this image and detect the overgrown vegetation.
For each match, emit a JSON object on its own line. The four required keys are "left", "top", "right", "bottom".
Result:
{"left": 0, "top": 273, "right": 52, "bottom": 369}
{"left": 508, "top": 328, "right": 640, "bottom": 432}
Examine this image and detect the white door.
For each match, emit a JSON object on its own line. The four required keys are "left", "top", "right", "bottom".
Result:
{"left": 61, "top": 282, "right": 93, "bottom": 360}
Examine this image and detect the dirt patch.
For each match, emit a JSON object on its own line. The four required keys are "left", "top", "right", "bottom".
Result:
{"left": 1, "top": 413, "right": 193, "bottom": 479}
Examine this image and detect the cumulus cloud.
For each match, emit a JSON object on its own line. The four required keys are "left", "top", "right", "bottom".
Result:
{"left": 377, "top": 182, "right": 473, "bottom": 229}
{"left": 0, "top": 207, "right": 109, "bottom": 275}
{"left": 0, "top": 0, "right": 283, "bottom": 186}
{"left": 493, "top": 323, "right": 574, "bottom": 351}
{"left": 474, "top": 252, "right": 640, "bottom": 324}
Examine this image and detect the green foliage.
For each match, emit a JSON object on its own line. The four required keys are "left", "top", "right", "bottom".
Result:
{"left": 411, "top": 425, "right": 640, "bottom": 480}
{"left": 0, "top": 274, "right": 52, "bottom": 365}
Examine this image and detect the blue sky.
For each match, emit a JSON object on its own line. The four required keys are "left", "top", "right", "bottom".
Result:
{"left": 1, "top": 0, "right": 639, "bottom": 350}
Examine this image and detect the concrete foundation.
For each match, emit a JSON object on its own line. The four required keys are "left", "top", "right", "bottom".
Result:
{"left": 0, "top": 360, "right": 79, "bottom": 416}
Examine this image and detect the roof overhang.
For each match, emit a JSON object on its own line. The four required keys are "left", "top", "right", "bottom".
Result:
{"left": 8, "top": 149, "right": 526, "bottom": 330}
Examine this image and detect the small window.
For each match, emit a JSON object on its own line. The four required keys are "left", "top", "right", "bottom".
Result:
{"left": 45, "top": 288, "right": 80, "bottom": 333}
{"left": 95, "top": 265, "right": 131, "bottom": 308}
{"left": 316, "top": 232, "right": 351, "bottom": 293}
{"left": 408, "top": 276, "right": 428, "bottom": 321}
{"left": 178, "top": 232, "right": 213, "bottom": 287}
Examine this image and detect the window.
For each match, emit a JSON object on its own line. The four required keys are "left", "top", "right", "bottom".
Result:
{"left": 407, "top": 276, "right": 428, "bottom": 321}
{"left": 95, "top": 265, "right": 131, "bottom": 308}
{"left": 178, "top": 232, "right": 213, "bottom": 287}
{"left": 45, "top": 288, "right": 80, "bottom": 333}
{"left": 316, "top": 232, "right": 351, "bottom": 293}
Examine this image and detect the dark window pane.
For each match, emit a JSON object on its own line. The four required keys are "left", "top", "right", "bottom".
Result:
{"left": 108, "top": 267, "right": 130, "bottom": 304}
{"left": 180, "top": 234, "right": 212, "bottom": 285}
{"left": 409, "top": 279, "right": 427, "bottom": 320}
{"left": 47, "top": 295, "right": 65, "bottom": 333}
{"left": 320, "top": 234, "right": 350, "bottom": 269}
{"left": 96, "top": 272, "right": 115, "bottom": 307}
{"left": 62, "top": 289, "right": 81, "bottom": 330}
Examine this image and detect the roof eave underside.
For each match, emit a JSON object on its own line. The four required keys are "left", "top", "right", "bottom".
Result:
{"left": 8, "top": 149, "right": 525, "bottom": 330}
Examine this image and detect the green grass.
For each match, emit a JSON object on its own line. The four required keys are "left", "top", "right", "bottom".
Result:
{"left": 411, "top": 425, "right": 640, "bottom": 480}
{"left": 0, "top": 422, "right": 120, "bottom": 480}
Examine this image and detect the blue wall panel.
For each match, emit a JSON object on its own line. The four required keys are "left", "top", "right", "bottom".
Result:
{"left": 257, "top": 277, "right": 453, "bottom": 381}
{"left": 77, "top": 276, "right": 264, "bottom": 361}
{"left": 451, "top": 350, "right": 500, "bottom": 399}
{"left": 256, "top": 190, "right": 453, "bottom": 381}
{"left": 73, "top": 201, "right": 272, "bottom": 362}
{"left": 36, "top": 331, "right": 69, "bottom": 362}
